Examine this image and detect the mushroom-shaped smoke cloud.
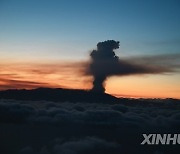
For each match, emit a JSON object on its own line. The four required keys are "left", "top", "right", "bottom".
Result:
{"left": 90, "top": 40, "right": 120, "bottom": 93}
{"left": 89, "top": 40, "right": 173, "bottom": 93}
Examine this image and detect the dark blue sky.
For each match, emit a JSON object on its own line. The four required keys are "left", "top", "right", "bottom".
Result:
{"left": 0, "top": 0, "right": 180, "bottom": 61}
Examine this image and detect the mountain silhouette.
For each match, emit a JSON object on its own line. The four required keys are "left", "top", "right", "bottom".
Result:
{"left": 0, "top": 88, "right": 179, "bottom": 106}
{"left": 0, "top": 88, "right": 119, "bottom": 103}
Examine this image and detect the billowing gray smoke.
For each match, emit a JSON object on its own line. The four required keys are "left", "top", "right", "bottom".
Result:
{"left": 90, "top": 40, "right": 120, "bottom": 93}
{"left": 89, "top": 40, "right": 173, "bottom": 93}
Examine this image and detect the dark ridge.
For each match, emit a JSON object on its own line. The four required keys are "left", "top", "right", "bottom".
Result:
{"left": 0, "top": 88, "right": 118, "bottom": 103}
{"left": 0, "top": 88, "right": 179, "bottom": 107}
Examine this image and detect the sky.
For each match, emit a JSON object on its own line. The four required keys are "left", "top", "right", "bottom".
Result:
{"left": 0, "top": 0, "right": 180, "bottom": 98}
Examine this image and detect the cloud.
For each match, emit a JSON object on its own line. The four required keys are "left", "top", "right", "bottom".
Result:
{"left": 124, "top": 53, "right": 180, "bottom": 69}
{"left": 19, "top": 137, "right": 121, "bottom": 154}
{"left": 52, "top": 137, "right": 121, "bottom": 154}
{"left": 0, "top": 78, "right": 52, "bottom": 90}
{"left": 88, "top": 40, "right": 120, "bottom": 93}
{"left": 0, "top": 98, "right": 179, "bottom": 126}
{"left": 0, "top": 99, "right": 180, "bottom": 153}
{"left": 87, "top": 40, "right": 180, "bottom": 93}
{"left": 0, "top": 61, "right": 89, "bottom": 90}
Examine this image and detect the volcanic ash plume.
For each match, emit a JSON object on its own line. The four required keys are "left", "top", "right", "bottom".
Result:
{"left": 88, "top": 40, "right": 173, "bottom": 93}
{"left": 90, "top": 40, "right": 120, "bottom": 93}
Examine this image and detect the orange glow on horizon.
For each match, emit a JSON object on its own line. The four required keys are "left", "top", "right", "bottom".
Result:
{"left": 0, "top": 61, "right": 91, "bottom": 91}
{"left": 105, "top": 75, "right": 180, "bottom": 99}
{"left": 0, "top": 61, "right": 180, "bottom": 99}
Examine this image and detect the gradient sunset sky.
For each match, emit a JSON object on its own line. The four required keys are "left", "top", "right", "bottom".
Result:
{"left": 0, "top": 0, "right": 180, "bottom": 98}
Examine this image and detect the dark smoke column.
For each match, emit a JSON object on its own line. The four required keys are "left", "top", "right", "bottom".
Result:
{"left": 90, "top": 40, "right": 120, "bottom": 93}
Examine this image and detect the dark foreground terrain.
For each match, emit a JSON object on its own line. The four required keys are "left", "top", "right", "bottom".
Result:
{"left": 0, "top": 88, "right": 180, "bottom": 154}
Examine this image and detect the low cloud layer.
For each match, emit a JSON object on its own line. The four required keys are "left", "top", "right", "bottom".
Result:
{"left": 0, "top": 99, "right": 179, "bottom": 154}
{"left": 19, "top": 137, "right": 121, "bottom": 154}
